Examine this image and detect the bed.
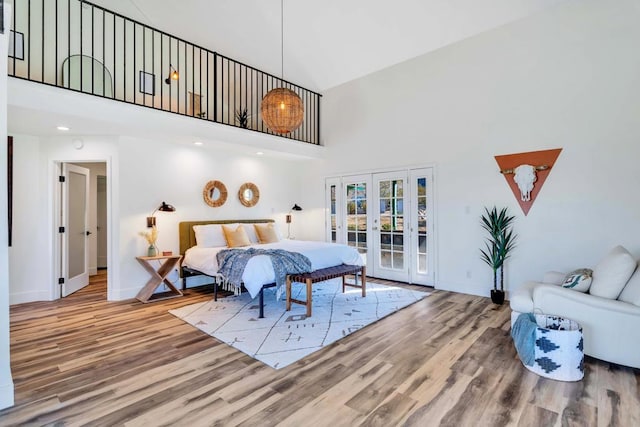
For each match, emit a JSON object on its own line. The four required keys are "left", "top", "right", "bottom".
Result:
{"left": 179, "top": 219, "right": 365, "bottom": 316}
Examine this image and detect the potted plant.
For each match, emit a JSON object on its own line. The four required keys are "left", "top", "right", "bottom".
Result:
{"left": 480, "top": 206, "right": 517, "bottom": 304}
{"left": 235, "top": 108, "right": 249, "bottom": 128}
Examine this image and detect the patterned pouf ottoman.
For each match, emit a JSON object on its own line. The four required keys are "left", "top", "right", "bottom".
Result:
{"left": 511, "top": 313, "right": 584, "bottom": 381}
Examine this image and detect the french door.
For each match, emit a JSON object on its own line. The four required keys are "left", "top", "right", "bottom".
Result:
{"left": 372, "top": 171, "right": 409, "bottom": 281}
{"left": 326, "top": 167, "right": 435, "bottom": 285}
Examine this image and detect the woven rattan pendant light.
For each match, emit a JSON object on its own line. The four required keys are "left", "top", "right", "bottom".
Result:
{"left": 261, "top": 0, "right": 304, "bottom": 134}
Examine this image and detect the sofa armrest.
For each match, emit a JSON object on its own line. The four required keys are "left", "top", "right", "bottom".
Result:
{"left": 542, "top": 271, "right": 566, "bottom": 285}
{"left": 533, "top": 284, "right": 640, "bottom": 368}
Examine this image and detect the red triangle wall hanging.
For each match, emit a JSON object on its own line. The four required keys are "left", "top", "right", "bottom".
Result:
{"left": 494, "top": 148, "right": 562, "bottom": 215}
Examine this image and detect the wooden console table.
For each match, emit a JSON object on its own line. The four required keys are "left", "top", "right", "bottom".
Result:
{"left": 135, "top": 255, "right": 183, "bottom": 303}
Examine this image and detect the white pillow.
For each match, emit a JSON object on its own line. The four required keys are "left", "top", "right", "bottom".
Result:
{"left": 617, "top": 262, "right": 640, "bottom": 306}
{"left": 562, "top": 268, "right": 592, "bottom": 293}
{"left": 589, "top": 245, "right": 637, "bottom": 299}
{"left": 193, "top": 224, "right": 227, "bottom": 248}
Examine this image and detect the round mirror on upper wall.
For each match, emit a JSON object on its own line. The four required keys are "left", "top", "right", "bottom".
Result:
{"left": 238, "top": 182, "right": 260, "bottom": 207}
{"left": 203, "top": 180, "right": 228, "bottom": 207}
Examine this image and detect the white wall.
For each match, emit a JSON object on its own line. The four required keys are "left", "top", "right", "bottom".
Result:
{"left": 302, "top": 0, "right": 640, "bottom": 297}
{"left": 8, "top": 130, "right": 307, "bottom": 303}
{"left": 1, "top": 2, "right": 15, "bottom": 412}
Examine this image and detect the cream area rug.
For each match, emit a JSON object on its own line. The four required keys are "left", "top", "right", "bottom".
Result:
{"left": 169, "top": 278, "right": 430, "bottom": 369}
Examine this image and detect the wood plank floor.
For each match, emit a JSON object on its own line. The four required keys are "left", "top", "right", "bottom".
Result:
{"left": 1, "top": 270, "right": 639, "bottom": 426}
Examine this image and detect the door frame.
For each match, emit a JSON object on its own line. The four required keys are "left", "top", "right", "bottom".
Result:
{"left": 325, "top": 163, "right": 437, "bottom": 286}
{"left": 50, "top": 157, "right": 114, "bottom": 300}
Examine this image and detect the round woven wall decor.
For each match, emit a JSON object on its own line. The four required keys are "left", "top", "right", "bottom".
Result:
{"left": 238, "top": 182, "right": 260, "bottom": 207}
{"left": 260, "top": 88, "right": 304, "bottom": 134}
{"left": 203, "top": 180, "right": 228, "bottom": 207}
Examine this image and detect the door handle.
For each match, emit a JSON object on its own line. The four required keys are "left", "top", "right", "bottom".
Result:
{"left": 86, "top": 231, "right": 92, "bottom": 236}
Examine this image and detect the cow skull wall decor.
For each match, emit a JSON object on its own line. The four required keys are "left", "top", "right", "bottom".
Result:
{"left": 500, "top": 164, "right": 549, "bottom": 201}
{"left": 494, "top": 148, "right": 562, "bottom": 216}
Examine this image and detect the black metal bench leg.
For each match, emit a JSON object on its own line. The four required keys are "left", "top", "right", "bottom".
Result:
{"left": 214, "top": 279, "right": 218, "bottom": 301}
{"left": 259, "top": 287, "right": 264, "bottom": 318}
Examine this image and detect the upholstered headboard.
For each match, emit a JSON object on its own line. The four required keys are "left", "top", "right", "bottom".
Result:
{"left": 179, "top": 219, "right": 275, "bottom": 255}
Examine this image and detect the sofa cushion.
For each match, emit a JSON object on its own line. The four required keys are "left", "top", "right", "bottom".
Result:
{"left": 562, "top": 268, "right": 593, "bottom": 293}
{"left": 590, "top": 246, "right": 637, "bottom": 299}
{"left": 618, "top": 262, "right": 640, "bottom": 306}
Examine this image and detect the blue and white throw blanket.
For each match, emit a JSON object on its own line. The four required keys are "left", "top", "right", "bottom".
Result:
{"left": 511, "top": 312, "right": 537, "bottom": 366}
{"left": 216, "top": 248, "right": 312, "bottom": 299}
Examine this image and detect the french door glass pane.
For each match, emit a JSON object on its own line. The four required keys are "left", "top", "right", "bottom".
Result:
{"left": 416, "top": 177, "right": 428, "bottom": 274}
{"left": 330, "top": 184, "right": 337, "bottom": 243}
{"left": 68, "top": 171, "right": 86, "bottom": 278}
{"left": 378, "top": 178, "right": 404, "bottom": 270}
{"left": 347, "top": 182, "right": 367, "bottom": 253}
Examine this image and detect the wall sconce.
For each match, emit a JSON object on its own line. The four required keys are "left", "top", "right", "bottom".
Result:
{"left": 164, "top": 64, "right": 179, "bottom": 84}
{"left": 286, "top": 203, "right": 302, "bottom": 238}
{"left": 147, "top": 201, "right": 176, "bottom": 228}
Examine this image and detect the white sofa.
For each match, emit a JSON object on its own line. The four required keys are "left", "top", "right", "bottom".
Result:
{"left": 510, "top": 245, "right": 640, "bottom": 369}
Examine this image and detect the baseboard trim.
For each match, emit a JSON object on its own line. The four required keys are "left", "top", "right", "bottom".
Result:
{"left": 110, "top": 279, "right": 184, "bottom": 301}
{"left": 10, "top": 290, "right": 51, "bottom": 305}
{"left": 0, "top": 379, "right": 15, "bottom": 410}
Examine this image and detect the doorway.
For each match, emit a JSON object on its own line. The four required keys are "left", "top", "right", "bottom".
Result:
{"left": 57, "top": 161, "right": 108, "bottom": 298}
{"left": 326, "top": 167, "right": 435, "bottom": 285}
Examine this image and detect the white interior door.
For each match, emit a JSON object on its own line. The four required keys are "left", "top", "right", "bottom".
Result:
{"left": 372, "top": 171, "right": 410, "bottom": 281}
{"left": 61, "top": 163, "right": 90, "bottom": 297}
{"left": 409, "top": 168, "right": 435, "bottom": 285}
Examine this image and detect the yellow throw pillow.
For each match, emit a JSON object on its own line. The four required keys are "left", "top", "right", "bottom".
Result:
{"left": 222, "top": 225, "right": 251, "bottom": 248}
{"left": 254, "top": 223, "right": 279, "bottom": 244}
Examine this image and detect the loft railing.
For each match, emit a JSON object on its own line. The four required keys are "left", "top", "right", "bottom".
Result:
{"left": 6, "top": 0, "right": 321, "bottom": 145}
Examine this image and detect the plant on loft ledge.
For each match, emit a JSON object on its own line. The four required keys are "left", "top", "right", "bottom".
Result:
{"left": 480, "top": 206, "right": 517, "bottom": 305}
{"left": 235, "top": 108, "right": 249, "bottom": 129}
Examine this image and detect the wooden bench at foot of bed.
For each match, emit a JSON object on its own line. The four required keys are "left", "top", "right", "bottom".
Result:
{"left": 286, "top": 264, "right": 366, "bottom": 317}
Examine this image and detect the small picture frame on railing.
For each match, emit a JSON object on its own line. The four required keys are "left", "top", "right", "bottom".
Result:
{"left": 8, "top": 30, "right": 24, "bottom": 60}
{"left": 139, "top": 71, "right": 155, "bottom": 96}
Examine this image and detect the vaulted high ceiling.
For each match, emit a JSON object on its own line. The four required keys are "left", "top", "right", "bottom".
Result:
{"left": 87, "top": 0, "right": 568, "bottom": 92}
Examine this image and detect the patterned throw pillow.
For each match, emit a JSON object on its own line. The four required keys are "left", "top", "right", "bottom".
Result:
{"left": 562, "top": 268, "right": 593, "bottom": 292}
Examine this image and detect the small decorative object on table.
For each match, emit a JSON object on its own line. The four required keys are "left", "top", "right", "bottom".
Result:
{"left": 479, "top": 206, "right": 517, "bottom": 304}
{"left": 139, "top": 226, "right": 159, "bottom": 257}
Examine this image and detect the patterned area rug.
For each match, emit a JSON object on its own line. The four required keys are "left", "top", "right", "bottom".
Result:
{"left": 169, "top": 279, "right": 430, "bottom": 369}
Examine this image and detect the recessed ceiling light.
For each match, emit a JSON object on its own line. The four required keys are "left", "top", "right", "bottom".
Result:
{"left": 256, "top": 151, "right": 264, "bottom": 156}
{"left": 57, "top": 126, "right": 70, "bottom": 131}
{"left": 193, "top": 141, "right": 203, "bottom": 146}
